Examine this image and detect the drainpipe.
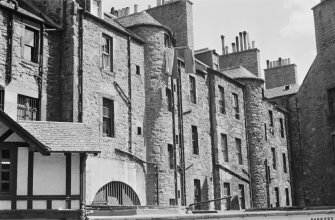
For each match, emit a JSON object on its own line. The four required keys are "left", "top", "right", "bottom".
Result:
{"left": 171, "top": 76, "right": 178, "bottom": 205}
{"left": 38, "top": 24, "right": 45, "bottom": 121}
{"left": 5, "top": 0, "right": 18, "bottom": 84}
{"left": 78, "top": 8, "right": 84, "bottom": 123}
{"left": 127, "top": 36, "right": 132, "bottom": 153}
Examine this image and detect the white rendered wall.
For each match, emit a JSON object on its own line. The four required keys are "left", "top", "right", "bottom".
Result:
{"left": 33, "top": 153, "right": 66, "bottom": 195}
{"left": 17, "top": 147, "right": 28, "bottom": 195}
{"left": 71, "top": 154, "right": 80, "bottom": 195}
{"left": 86, "top": 157, "right": 146, "bottom": 205}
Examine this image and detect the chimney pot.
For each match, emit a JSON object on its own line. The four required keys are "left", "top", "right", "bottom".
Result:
{"left": 134, "top": 4, "right": 138, "bottom": 13}
{"left": 252, "top": 41, "right": 256, "bottom": 49}
{"left": 243, "top": 31, "right": 247, "bottom": 51}
{"left": 266, "top": 60, "right": 270, "bottom": 69}
{"left": 117, "top": 9, "right": 122, "bottom": 17}
{"left": 239, "top": 32, "right": 243, "bottom": 51}
{"left": 232, "top": 43, "right": 236, "bottom": 53}
{"left": 148, "top": 5, "right": 151, "bottom": 9}
{"left": 125, "top": 7, "right": 130, "bottom": 16}
{"left": 288, "top": 58, "right": 291, "bottom": 65}
{"left": 221, "top": 35, "right": 225, "bottom": 55}
{"left": 279, "top": 57, "right": 282, "bottom": 66}
{"left": 236, "top": 36, "right": 239, "bottom": 52}
{"left": 225, "top": 46, "right": 229, "bottom": 54}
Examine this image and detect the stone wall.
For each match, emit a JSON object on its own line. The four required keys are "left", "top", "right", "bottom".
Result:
{"left": 80, "top": 14, "right": 147, "bottom": 205}
{"left": 146, "top": 0, "right": 194, "bottom": 49}
{"left": 208, "top": 71, "right": 250, "bottom": 210}
{"left": 289, "top": 43, "right": 335, "bottom": 206}
{"left": 219, "top": 49, "right": 261, "bottom": 77}
{"left": 313, "top": 0, "right": 335, "bottom": 53}
{"left": 263, "top": 102, "right": 291, "bottom": 207}
{"left": 264, "top": 64, "right": 297, "bottom": 89}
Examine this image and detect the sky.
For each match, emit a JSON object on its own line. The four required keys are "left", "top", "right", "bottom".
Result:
{"left": 103, "top": 0, "right": 320, "bottom": 84}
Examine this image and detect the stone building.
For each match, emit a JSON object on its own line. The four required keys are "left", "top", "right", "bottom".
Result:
{"left": 0, "top": 0, "right": 294, "bottom": 218}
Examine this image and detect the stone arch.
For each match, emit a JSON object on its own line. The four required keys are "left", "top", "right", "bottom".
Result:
{"left": 92, "top": 181, "right": 141, "bottom": 206}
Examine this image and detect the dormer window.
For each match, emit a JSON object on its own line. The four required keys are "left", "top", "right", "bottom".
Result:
{"left": 91, "top": 0, "right": 101, "bottom": 18}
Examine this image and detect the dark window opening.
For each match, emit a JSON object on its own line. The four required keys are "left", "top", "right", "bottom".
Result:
{"left": 222, "top": 182, "right": 230, "bottom": 210}
{"left": 285, "top": 188, "right": 290, "bottom": 206}
{"left": 17, "top": 95, "right": 39, "bottom": 121}
{"left": 136, "top": 65, "right": 140, "bottom": 75}
{"left": 164, "top": 33, "right": 171, "bottom": 47}
{"left": 275, "top": 187, "right": 280, "bottom": 207}
{"left": 137, "top": 127, "right": 142, "bottom": 136}
{"left": 328, "top": 88, "right": 335, "bottom": 114}
{"left": 102, "top": 98, "right": 115, "bottom": 137}
{"left": 166, "top": 88, "right": 172, "bottom": 112}
{"left": 283, "top": 153, "right": 287, "bottom": 173}
{"left": 238, "top": 184, "right": 245, "bottom": 209}
{"left": 269, "top": 110, "right": 274, "bottom": 127}
{"left": 264, "top": 123, "right": 267, "bottom": 141}
{"left": 218, "top": 86, "right": 226, "bottom": 114}
{"left": 168, "top": 144, "right": 174, "bottom": 169}
{"left": 284, "top": 85, "right": 290, "bottom": 91}
{"left": 194, "top": 179, "right": 201, "bottom": 209}
{"left": 189, "top": 76, "right": 196, "bottom": 104}
{"left": 23, "top": 27, "right": 39, "bottom": 63}
{"left": 272, "top": 148, "right": 277, "bottom": 170}
{"left": 221, "top": 134, "right": 228, "bottom": 162}
{"left": 102, "top": 35, "right": 113, "bottom": 72}
{"left": 280, "top": 118, "right": 285, "bottom": 138}
{"left": 236, "top": 138, "right": 242, "bottom": 165}
{"left": 0, "top": 90, "right": 4, "bottom": 111}
{"left": 192, "top": 126, "right": 199, "bottom": 155}
{"left": 0, "top": 148, "right": 16, "bottom": 194}
{"left": 169, "top": 199, "right": 176, "bottom": 206}
{"left": 233, "top": 93, "right": 240, "bottom": 119}
{"left": 176, "top": 135, "right": 179, "bottom": 144}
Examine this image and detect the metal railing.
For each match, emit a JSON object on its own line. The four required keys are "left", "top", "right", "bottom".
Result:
{"left": 188, "top": 196, "right": 232, "bottom": 211}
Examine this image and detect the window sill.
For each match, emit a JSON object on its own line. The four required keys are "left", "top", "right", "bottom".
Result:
{"left": 101, "top": 69, "right": 115, "bottom": 77}
{"left": 21, "top": 59, "right": 39, "bottom": 67}
{"left": 102, "top": 135, "right": 115, "bottom": 139}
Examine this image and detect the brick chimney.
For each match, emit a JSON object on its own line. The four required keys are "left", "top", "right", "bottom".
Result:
{"left": 264, "top": 57, "right": 298, "bottom": 89}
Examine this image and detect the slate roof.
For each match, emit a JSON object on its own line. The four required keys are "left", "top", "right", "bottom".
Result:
{"left": 221, "top": 66, "right": 264, "bottom": 81}
{"left": 0, "top": 1, "right": 46, "bottom": 23}
{"left": 19, "top": 121, "right": 100, "bottom": 153}
{"left": 265, "top": 84, "right": 300, "bottom": 99}
{"left": 116, "top": 11, "right": 172, "bottom": 34}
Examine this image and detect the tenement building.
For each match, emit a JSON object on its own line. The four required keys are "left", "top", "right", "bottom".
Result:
{"left": 3, "top": 0, "right": 327, "bottom": 218}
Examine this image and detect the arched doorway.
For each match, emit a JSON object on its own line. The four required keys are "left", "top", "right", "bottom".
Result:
{"left": 93, "top": 181, "right": 141, "bottom": 206}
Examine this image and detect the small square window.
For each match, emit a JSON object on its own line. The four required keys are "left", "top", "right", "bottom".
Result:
{"left": 137, "top": 127, "right": 142, "bottom": 135}
{"left": 136, "top": 65, "right": 140, "bottom": 75}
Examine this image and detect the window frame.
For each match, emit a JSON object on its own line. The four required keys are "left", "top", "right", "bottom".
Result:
{"left": 0, "top": 147, "right": 17, "bottom": 195}
{"left": 283, "top": 153, "right": 287, "bottom": 173}
{"left": 91, "top": 0, "right": 102, "bottom": 17}
{"left": 102, "top": 97, "right": 115, "bottom": 138}
{"left": 191, "top": 125, "right": 199, "bottom": 155}
{"left": 23, "top": 26, "right": 39, "bottom": 63}
{"left": 274, "top": 187, "right": 280, "bottom": 207}
{"left": 218, "top": 86, "right": 226, "bottom": 114}
{"left": 17, "top": 94, "right": 40, "bottom": 121}
{"left": 101, "top": 34, "right": 113, "bottom": 72}
{"left": 328, "top": 87, "right": 335, "bottom": 114}
{"left": 235, "top": 138, "right": 242, "bottom": 165}
{"left": 168, "top": 144, "right": 174, "bottom": 169}
{"left": 221, "top": 134, "right": 228, "bottom": 163}
{"left": 280, "top": 118, "right": 285, "bottom": 138}
{"left": 189, "top": 76, "right": 197, "bottom": 104}
{"left": 166, "top": 87, "right": 172, "bottom": 112}
{"left": 269, "top": 110, "right": 274, "bottom": 127}
{"left": 232, "top": 93, "right": 240, "bottom": 120}
{"left": 271, "top": 148, "right": 277, "bottom": 170}
{"left": 285, "top": 188, "right": 290, "bottom": 206}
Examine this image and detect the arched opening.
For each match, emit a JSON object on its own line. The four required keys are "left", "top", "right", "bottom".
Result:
{"left": 93, "top": 181, "right": 141, "bottom": 206}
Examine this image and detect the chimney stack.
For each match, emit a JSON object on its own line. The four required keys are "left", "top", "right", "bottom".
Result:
{"left": 221, "top": 35, "right": 225, "bottom": 55}
{"left": 236, "top": 36, "right": 239, "bottom": 52}
{"left": 232, "top": 43, "right": 236, "bottom": 53}
{"left": 134, "top": 4, "right": 138, "bottom": 13}
{"left": 157, "top": 0, "right": 162, "bottom": 6}
{"left": 278, "top": 57, "right": 282, "bottom": 66}
{"left": 125, "top": 7, "right": 130, "bottom": 16}
{"left": 243, "top": 31, "right": 247, "bottom": 51}
{"left": 239, "top": 32, "right": 243, "bottom": 51}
